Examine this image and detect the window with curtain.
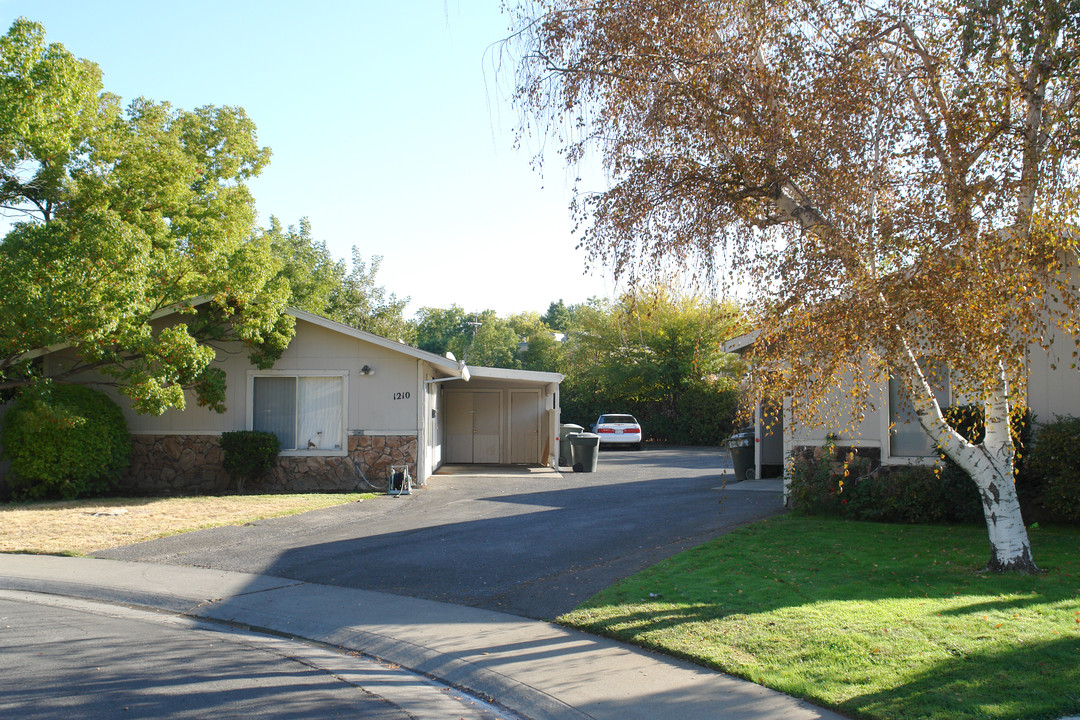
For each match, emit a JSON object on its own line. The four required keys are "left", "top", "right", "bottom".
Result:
{"left": 252, "top": 375, "right": 344, "bottom": 451}
{"left": 889, "top": 361, "right": 950, "bottom": 458}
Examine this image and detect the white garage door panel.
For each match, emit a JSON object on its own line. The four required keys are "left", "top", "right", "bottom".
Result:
{"left": 510, "top": 391, "right": 539, "bottom": 464}
{"left": 444, "top": 391, "right": 502, "bottom": 464}
{"left": 472, "top": 392, "right": 501, "bottom": 463}
{"left": 445, "top": 392, "right": 475, "bottom": 464}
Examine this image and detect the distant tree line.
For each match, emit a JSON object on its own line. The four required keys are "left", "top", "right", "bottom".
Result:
{"left": 409, "top": 290, "right": 748, "bottom": 446}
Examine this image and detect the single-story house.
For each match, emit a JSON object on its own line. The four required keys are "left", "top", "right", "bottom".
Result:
{"left": 724, "top": 327, "right": 1080, "bottom": 482}
{"left": 19, "top": 308, "right": 564, "bottom": 495}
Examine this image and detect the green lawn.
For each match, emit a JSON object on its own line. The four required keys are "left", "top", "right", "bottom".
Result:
{"left": 559, "top": 515, "right": 1080, "bottom": 720}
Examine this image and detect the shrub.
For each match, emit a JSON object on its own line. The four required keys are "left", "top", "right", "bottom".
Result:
{"left": 219, "top": 430, "right": 280, "bottom": 493}
{"left": 789, "top": 407, "right": 1039, "bottom": 526}
{"left": 845, "top": 465, "right": 983, "bottom": 524}
{"left": 1, "top": 382, "right": 130, "bottom": 500}
{"left": 787, "top": 441, "right": 982, "bottom": 525}
{"left": 785, "top": 440, "right": 873, "bottom": 516}
{"left": 560, "top": 375, "right": 741, "bottom": 446}
{"left": 673, "top": 381, "right": 742, "bottom": 445}
{"left": 787, "top": 452, "right": 845, "bottom": 516}
{"left": 1027, "top": 416, "right": 1080, "bottom": 523}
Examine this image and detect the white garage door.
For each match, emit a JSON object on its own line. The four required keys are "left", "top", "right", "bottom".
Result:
{"left": 445, "top": 391, "right": 501, "bottom": 463}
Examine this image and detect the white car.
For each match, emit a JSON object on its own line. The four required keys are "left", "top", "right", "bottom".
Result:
{"left": 591, "top": 414, "right": 643, "bottom": 450}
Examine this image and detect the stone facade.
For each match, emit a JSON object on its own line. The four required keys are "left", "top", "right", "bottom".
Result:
{"left": 348, "top": 433, "right": 418, "bottom": 488}
{"left": 123, "top": 435, "right": 230, "bottom": 495}
{"left": 122, "top": 433, "right": 418, "bottom": 495}
{"left": 790, "top": 443, "right": 882, "bottom": 478}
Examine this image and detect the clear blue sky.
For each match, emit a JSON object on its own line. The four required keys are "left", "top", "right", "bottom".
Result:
{"left": 1, "top": 0, "right": 622, "bottom": 318}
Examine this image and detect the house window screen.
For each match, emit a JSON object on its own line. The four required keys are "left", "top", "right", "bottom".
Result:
{"left": 889, "top": 364, "right": 950, "bottom": 458}
{"left": 253, "top": 376, "right": 296, "bottom": 450}
{"left": 298, "top": 377, "right": 343, "bottom": 450}
{"left": 253, "top": 376, "right": 343, "bottom": 451}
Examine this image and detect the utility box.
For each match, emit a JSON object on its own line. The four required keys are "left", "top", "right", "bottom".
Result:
{"left": 388, "top": 465, "right": 411, "bottom": 496}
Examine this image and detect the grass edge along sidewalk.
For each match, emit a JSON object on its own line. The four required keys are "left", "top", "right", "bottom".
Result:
{"left": 0, "top": 493, "right": 368, "bottom": 555}
{"left": 559, "top": 515, "right": 1080, "bottom": 720}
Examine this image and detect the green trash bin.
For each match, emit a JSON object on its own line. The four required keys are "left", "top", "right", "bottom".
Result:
{"left": 570, "top": 432, "right": 600, "bottom": 473}
{"left": 727, "top": 427, "right": 755, "bottom": 482}
{"left": 559, "top": 424, "right": 584, "bottom": 467}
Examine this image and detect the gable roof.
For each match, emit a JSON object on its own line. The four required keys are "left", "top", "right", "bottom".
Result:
{"left": 288, "top": 308, "right": 469, "bottom": 379}
{"left": 20, "top": 300, "right": 567, "bottom": 386}
{"left": 18, "top": 300, "right": 468, "bottom": 380}
{"left": 723, "top": 330, "right": 760, "bottom": 354}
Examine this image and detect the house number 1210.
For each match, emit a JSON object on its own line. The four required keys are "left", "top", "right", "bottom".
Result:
{"left": 393, "top": 391, "right": 411, "bottom": 400}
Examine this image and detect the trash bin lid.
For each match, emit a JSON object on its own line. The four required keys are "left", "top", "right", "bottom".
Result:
{"left": 570, "top": 432, "right": 600, "bottom": 444}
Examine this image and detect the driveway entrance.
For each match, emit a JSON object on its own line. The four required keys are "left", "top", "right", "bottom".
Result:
{"left": 95, "top": 448, "right": 785, "bottom": 620}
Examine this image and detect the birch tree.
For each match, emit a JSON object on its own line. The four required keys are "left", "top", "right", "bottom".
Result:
{"left": 509, "top": 0, "right": 1080, "bottom": 572}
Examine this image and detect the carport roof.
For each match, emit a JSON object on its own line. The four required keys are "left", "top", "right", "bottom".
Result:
{"left": 467, "top": 366, "right": 565, "bottom": 384}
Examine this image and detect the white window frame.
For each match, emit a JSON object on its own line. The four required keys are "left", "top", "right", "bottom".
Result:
{"left": 880, "top": 368, "right": 951, "bottom": 466}
{"left": 246, "top": 370, "right": 349, "bottom": 456}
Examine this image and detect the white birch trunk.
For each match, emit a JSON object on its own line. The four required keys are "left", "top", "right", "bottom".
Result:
{"left": 903, "top": 352, "right": 1038, "bottom": 573}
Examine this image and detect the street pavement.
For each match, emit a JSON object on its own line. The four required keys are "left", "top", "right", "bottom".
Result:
{"left": 0, "top": 554, "right": 846, "bottom": 720}
{"left": 0, "top": 588, "right": 504, "bottom": 719}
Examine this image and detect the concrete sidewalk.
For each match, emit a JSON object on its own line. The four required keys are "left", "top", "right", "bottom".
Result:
{"left": 0, "top": 554, "right": 845, "bottom": 720}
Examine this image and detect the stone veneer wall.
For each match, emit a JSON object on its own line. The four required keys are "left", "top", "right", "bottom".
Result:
{"left": 123, "top": 433, "right": 418, "bottom": 495}
{"left": 789, "top": 444, "right": 883, "bottom": 477}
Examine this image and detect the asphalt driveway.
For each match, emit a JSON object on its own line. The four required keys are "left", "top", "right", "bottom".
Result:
{"left": 95, "top": 447, "right": 785, "bottom": 620}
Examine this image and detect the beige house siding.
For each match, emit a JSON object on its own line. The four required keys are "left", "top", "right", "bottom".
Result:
{"left": 774, "top": 345, "right": 1080, "bottom": 489}
{"left": 1026, "top": 338, "right": 1080, "bottom": 422}
{"left": 30, "top": 316, "right": 451, "bottom": 494}
{"left": 12, "top": 309, "right": 563, "bottom": 495}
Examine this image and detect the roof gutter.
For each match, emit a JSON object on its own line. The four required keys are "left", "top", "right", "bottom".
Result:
{"left": 424, "top": 359, "right": 470, "bottom": 387}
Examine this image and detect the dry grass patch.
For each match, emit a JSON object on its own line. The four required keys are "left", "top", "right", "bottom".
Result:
{"left": 0, "top": 494, "right": 366, "bottom": 555}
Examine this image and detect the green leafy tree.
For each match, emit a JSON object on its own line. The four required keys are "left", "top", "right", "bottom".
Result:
{"left": 509, "top": 310, "right": 566, "bottom": 372}
{"left": 414, "top": 305, "right": 469, "bottom": 356}
{"left": 329, "top": 247, "right": 413, "bottom": 342}
{"left": 0, "top": 18, "right": 289, "bottom": 415}
{"left": 560, "top": 289, "right": 744, "bottom": 440}
{"left": 414, "top": 306, "right": 528, "bottom": 368}
{"left": 541, "top": 299, "right": 572, "bottom": 333}
{"left": 454, "top": 310, "right": 519, "bottom": 367}
{"left": 265, "top": 217, "right": 343, "bottom": 318}
{"left": 266, "top": 218, "right": 412, "bottom": 342}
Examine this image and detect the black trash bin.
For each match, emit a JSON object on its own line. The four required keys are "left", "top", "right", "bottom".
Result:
{"left": 569, "top": 432, "right": 600, "bottom": 473}
{"left": 727, "top": 427, "right": 755, "bottom": 482}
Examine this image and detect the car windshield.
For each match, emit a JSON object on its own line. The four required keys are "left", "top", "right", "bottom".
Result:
{"left": 600, "top": 415, "right": 637, "bottom": 424}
